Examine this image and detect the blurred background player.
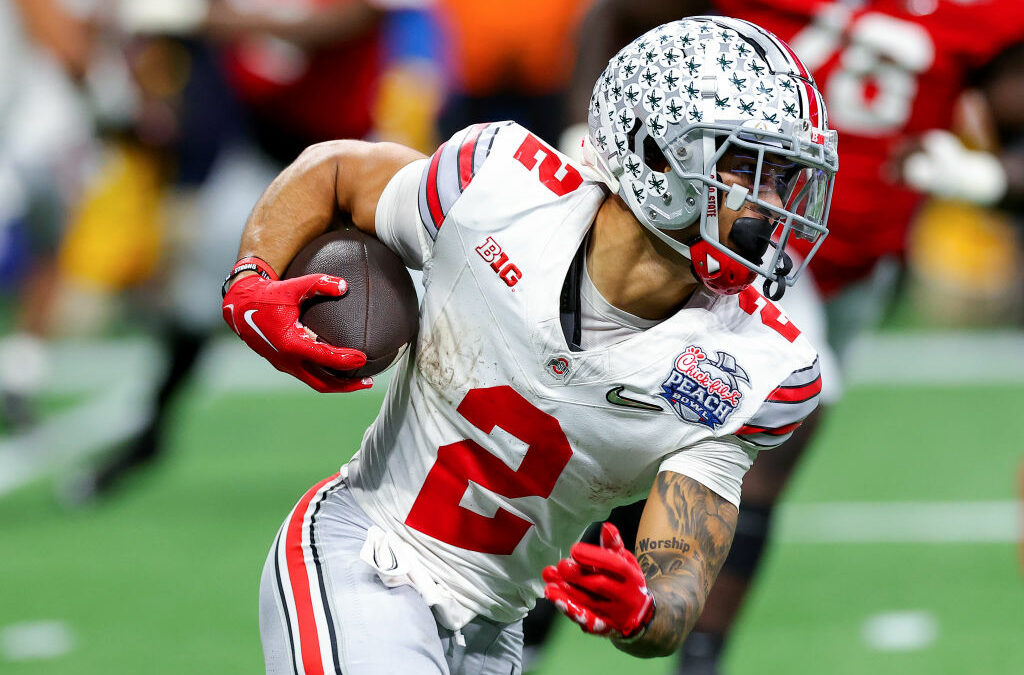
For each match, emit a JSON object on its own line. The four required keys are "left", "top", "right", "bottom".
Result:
{"left": 67, "top": 0, "right": 443, "bottom": 502}
{"left": 82, "top": 0, "right": 601, "bottom": 505}
{"left": 434, "top": 0, "right": 591, "bottom": 145}
{"left": 0, "top": 0, "right": 97, "bottom": 432}
{"left": 524, "top": 1, "right": 1024, "bottom": 673}
{"left": 0, "top": 0, "right": 439, "bottom": 501}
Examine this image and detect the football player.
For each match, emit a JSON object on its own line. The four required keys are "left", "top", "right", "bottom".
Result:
{"left": 551, "top": 1, "right": 1024, "bottom": 673}
{"left": 222, "top": 17, "right": 836, "bottom": 674}
{"left": 0, "top": 0, "right": 96, "bottom": 430}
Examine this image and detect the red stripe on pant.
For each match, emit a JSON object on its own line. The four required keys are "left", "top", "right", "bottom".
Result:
{"left": 285, "top": 473, "right": 339, "bottom": 675}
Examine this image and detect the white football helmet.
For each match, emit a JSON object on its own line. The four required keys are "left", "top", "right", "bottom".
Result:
{"left": 584, "top": 16, "right": 838, "bottom": 298}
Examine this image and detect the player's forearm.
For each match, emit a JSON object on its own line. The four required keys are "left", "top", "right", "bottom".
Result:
{"left": 236, "top": 142, "right": 353, "bottom": 276}
{"left": 612, "top": 556, "right": 710, "bottom": 656}
{"left": 979, "top": 42, "right": 1024, "bottom": 206}
{"left": 14, "top": 0, "right": 93, "bottom": 79}
{"left": 234, "top": 139, "right": 424, "bottom": 282}
{"left": 567, "top": 0, "right": 619, "bottom": 126}
{"left": 615, "top": 473, "right": 738, "bottom": 658}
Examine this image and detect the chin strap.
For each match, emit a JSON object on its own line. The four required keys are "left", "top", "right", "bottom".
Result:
{"left": 761, "top": 244, "right": 794, "bottom": 300}
{"left": 763, "top": 277, "right": 786, "bottom": 300}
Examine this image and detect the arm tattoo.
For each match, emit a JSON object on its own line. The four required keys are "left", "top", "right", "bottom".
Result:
{"left": 616, "top": 473, "right": 737, "bottom": 657}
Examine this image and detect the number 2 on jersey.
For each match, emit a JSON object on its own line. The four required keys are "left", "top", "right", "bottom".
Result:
{"left": 738, "top": 287, "right": 801, "bottom": 343}
{"left": 514, "top": 133, "right": 583, "bottom": 196}
{"left": 405, "top": 386, "right": 573, "bottom": 555}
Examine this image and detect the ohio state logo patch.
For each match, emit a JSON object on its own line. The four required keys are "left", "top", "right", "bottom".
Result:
{"left": 660, "top": 346, "right": 750, "bottom": 429}
{"left": 546, "top": 356, "right": 571, "bottom": 379}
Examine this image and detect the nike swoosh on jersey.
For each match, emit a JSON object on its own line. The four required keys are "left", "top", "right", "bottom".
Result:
{"left": 606, "top": 386, "right": 663, "bottom": 412}
{"left": 243, "top": 309, "right": 278, "bottom": 352}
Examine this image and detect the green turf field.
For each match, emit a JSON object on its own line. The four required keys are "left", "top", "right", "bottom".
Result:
{"left": 1, "top": 376, "right": 1022, "bottom": 673}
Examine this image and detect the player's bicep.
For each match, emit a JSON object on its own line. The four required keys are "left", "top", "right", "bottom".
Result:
{"left": 637, "top": 472, "right": 738, "bottom": 578}
{"left": 633, "top": 472, "right": 738, "bottom": 637}
{"left": 329, "top": 141, "right": 426, "bottom": 235}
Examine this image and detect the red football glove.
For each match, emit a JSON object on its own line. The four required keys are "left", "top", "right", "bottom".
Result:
{"left": 543, "top": 522, "right": 655, "bottom": 640}
{"left": 222, "top": 272, "right": 371, "bottom": 393}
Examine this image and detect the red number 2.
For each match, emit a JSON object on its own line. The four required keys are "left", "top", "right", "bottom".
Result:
{"left": 404, "top": 386, "right": 573, "bottom": 555}
{"left": 738, "top": 287, "right": 802, "bottom": 343}
{"left": 513, "top": 133, "right": 583, "bottom": 196}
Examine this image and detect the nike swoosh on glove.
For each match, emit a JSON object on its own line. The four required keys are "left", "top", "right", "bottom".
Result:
{"left": 543, "top": 522, "right": 655, "bottom": 640}
{"left": 222, "top": 273, "right": 372, "bottom": 393}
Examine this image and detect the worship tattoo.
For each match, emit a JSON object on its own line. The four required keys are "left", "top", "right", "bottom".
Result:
{"left": 620, "top": 472, "right": 738, "bottom": 656}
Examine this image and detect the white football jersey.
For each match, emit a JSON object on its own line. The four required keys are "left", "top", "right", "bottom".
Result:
{"left": 347, "top": 122, "right": 821, "bottom": 625}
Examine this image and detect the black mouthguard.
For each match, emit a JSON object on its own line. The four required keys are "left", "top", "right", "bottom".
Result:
{"left": 729, "top": 217, "right": 773, "bottom": 264}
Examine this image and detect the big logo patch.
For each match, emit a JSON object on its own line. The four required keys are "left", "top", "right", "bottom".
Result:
{"left": 660, "top": 346, "right": 749, "bottom": 428}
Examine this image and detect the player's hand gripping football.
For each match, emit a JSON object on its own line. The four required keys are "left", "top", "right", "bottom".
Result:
{"left": 543, "top": 522, "right": 655, "bottom": 641}
{"left": 222, "top": 269, "right": 371, "bottom": 393}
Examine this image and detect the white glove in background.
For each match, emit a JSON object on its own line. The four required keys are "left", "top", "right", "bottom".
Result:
{"left": 902, "top": 129, "right": 1007, "bottom": 206}
{"left": 116, "top": 0, "right": 210, "bottom": 35}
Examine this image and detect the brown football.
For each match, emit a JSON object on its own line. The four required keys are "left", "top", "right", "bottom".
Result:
{"left": 284, "top": 222, "right": 419, "bottom": 378}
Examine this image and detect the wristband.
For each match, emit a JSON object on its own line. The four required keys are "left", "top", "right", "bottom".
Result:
{"left": 616, "top": 594, "right": 656, "bottom": 644}
{"left": 221, "top": 256, "right": 278, "bottom": 297}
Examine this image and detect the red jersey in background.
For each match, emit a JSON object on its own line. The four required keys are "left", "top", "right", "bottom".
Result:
{"left": 224, "top": 0, "right": 382, "bottom": 143}
{"left": 716, "top": 0, "right": 1024, "bottom": 294}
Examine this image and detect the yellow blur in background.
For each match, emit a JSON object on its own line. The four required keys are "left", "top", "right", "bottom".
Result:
{"left": 59, "top": 142, "right": 165, "bottom": 292}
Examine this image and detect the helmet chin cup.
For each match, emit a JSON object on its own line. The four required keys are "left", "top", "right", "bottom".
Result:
{"left": 689, "top": 239, "right": 756, "bottom": 295}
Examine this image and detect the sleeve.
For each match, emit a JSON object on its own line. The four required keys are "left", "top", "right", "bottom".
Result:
{"left": 658, "top": 439, "right": 757, "bottom": 508}
{"left": 734, "top": 357, "right": 822, "bottom": 449}
{"left": 375, "top": 158, "right": 433, "bottom": 269}
{"left": 416, "top": 121, "right": 512, "bottom": 238}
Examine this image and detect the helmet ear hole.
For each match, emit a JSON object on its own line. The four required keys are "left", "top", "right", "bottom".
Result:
{"left": 624, "top": 119, "right": 641, "bottom": 155}
{"left": 643, "top": 136, "right": 670, "bottom": 173}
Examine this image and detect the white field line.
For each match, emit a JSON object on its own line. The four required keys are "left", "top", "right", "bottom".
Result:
{"left": 32, "top": 334, "right": 394, "bottom": 396}
{"left": 775, "top": 500, "right": 1021, "bottom": 543}
{"left": 0, "top": 620, "right": 76, "bottom": 661}
{"left": 0, "top": 379, "right": 153, "bottom": 496}
{"left": 1, "top": 331, "right": 1023, "bottom": 507}
{"left": 20, "top": 330, "right": 1024, "bottom": 396}
{"left": 37, "top": 338, "right": 162, "bottom": 395}
{"left": 843, "top": 331, "right": 1024, "bottom": 386}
